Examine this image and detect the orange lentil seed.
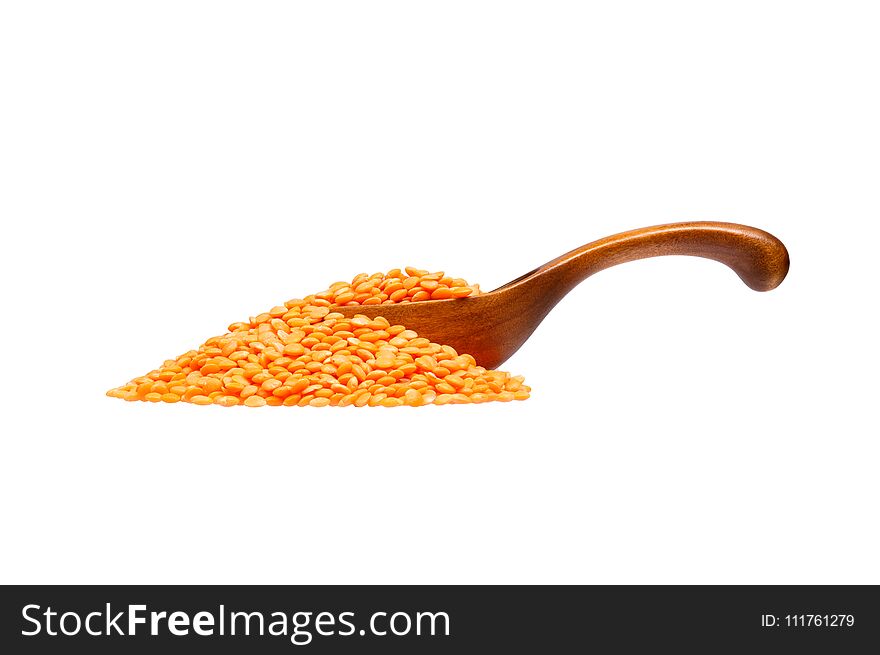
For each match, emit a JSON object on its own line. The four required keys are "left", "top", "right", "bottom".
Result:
{"left": 107, "top": 268, "right": 527, "bottom": 408}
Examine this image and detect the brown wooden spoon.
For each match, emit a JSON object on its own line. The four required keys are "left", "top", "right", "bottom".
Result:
{"left": 334, "top": 222, "right": 790, "bottom": 370}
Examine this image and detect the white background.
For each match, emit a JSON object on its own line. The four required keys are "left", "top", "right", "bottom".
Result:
{"left": 1, "top": 1, "right": 878, "bottom": 584}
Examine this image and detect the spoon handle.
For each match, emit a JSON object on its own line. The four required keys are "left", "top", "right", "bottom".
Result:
{"left": 530, "top": 222, "right": 789, "bottom": 294}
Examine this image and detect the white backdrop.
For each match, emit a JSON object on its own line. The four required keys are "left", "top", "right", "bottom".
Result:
{"left": 1, "top": 1, "right": 878, "bottom": 584}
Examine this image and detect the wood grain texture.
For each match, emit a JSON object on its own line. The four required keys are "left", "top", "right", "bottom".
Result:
{"left": 334, "top": 222, "right": 790, "bottom": 369}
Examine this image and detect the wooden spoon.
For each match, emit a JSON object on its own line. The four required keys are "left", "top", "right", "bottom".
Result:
{"left": 334, "top": 222, "right": 790, "bottom": 370}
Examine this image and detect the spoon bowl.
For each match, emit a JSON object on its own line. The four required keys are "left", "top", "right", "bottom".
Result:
{"left": 333, "top": 222, "right": 790, "bottom": 369}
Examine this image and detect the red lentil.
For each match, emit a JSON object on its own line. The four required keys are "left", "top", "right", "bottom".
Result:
{"left": 107, "top": 268, "right": 529, "bottom": 407}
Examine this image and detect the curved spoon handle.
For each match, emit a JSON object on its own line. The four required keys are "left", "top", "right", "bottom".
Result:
{"left": 531, "top": 221, "right": 789, "bottom": 294}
